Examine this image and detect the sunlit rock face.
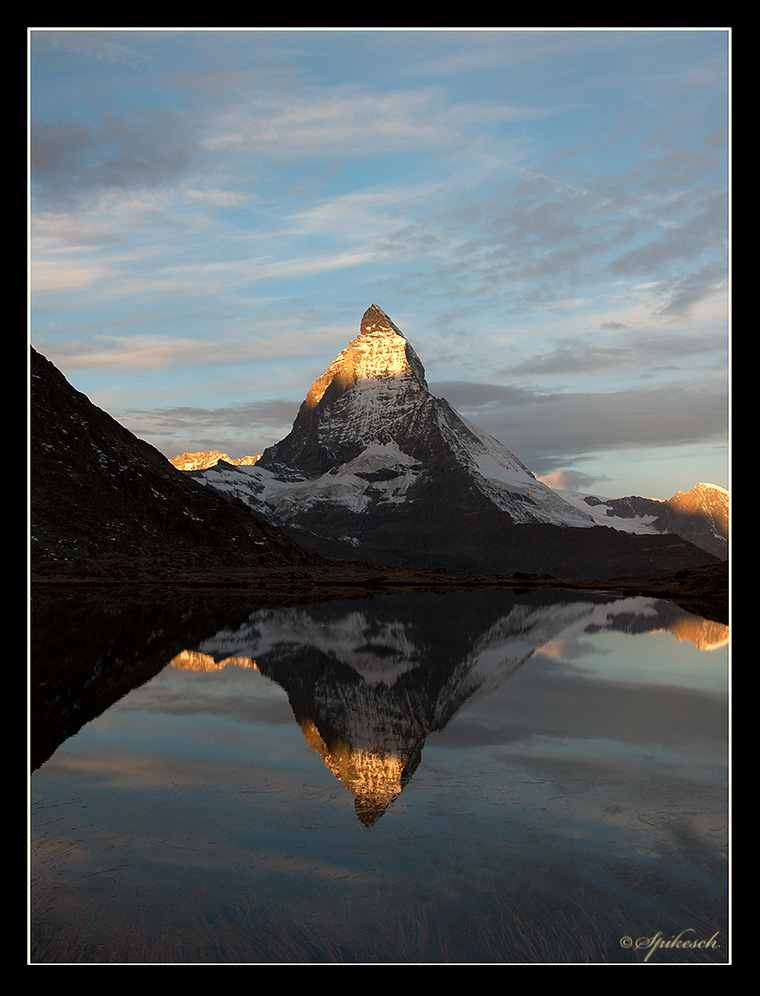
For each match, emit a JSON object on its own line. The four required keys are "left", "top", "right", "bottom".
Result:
{"left": 191, "top": 305, "right": 718, "bottom": 578}
{"left": 302, "top": 303, "right": 428, "bottom": 411}
{"left": 659, "top": 484, "right": 729, "bottom": 559}
{"left": 171, "top": 649, "right": 258, "bottom": 673}
{"left": 169, "top": 451, "right": 261, "bottom": 471}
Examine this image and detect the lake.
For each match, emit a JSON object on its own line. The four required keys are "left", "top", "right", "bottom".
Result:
{"left": 29, "top": 585, "right": 729, "bottom": 964}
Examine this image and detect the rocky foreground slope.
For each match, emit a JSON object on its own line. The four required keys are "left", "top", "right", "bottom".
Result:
{"left": 30, "top": 346, "right": 320, "bottom": 582}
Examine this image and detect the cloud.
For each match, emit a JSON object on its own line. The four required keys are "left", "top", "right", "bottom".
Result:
{"left": 434, "top": 376, "right": 728, "bottom": 474}
{"left": 30, "top": 110, "right": 200, "bottom": 208}
{"left": 118, "top": 398, "right": 301, "bottom": 458}
{"left": 607, "top": 191, "right": 728, "bottom": 277}
{"left": 204, "top": 85, "right": 531, "bottom": 160}
{"left": 38, "top": 318, "right": 354, "bottom": 376}
{"left": 31, "top": 258, "right": 110, "bottom": 293}
{"left": 127, "top": 398, "right": 300, "bottom": 432}
{"left": 185, "top": 188, "right": 250, "bottom": 208}
{"left": 244, "top": 249, "right": 377, "bottom": 284}
{"left": 535, "top": 469, "right": 605, "bottom": 491}
{"left": 371, "top": 169, "right": 726, "bottom": 321}
{"left": 32, "top": 28, "right": 157, "bottom": 69}
{"left": 652, "top": 263, "right": 729, "bottom": 318}
{"left": 499, "top": 324, "right": 727, "bottom": 381}
{"left": 46, "top": 336, "right": 226, "bottom": 371}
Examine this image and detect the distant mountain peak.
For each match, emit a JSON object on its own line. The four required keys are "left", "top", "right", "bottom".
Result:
{"left": 169, "top": 450, "right": 261, "bottom": 471}
{"left": 558, "top": 480, "right": 728, "bottom": 559}
{"left": 676, "top": 482, "right": 728, "bottom": 502}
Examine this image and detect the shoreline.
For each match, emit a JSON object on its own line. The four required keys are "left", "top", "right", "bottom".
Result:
{"left": 30, "top": 560, "right": 728, "bottom": 623}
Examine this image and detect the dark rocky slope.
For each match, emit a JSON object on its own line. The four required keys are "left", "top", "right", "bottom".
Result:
{"left": 30, "top": 346, "right": 321, "bottom": 582}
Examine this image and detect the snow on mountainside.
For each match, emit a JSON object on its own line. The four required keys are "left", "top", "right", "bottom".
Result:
{"left": 434, "top": 406, "right": 592, "bottom": 525}
{"left": 194, "top": 304, "right": 594, "bottom": 532}
{"left": 189, "top": 305, "right": 721, "bottom": 578}
{"left": 558, "top": 483, "right": 729, "bottom": 559}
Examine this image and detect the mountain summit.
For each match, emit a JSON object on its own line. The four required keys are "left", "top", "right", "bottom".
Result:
{"left": 193, "top": 306, "right": 719, "bottom": 578}
{"left": 309, "top": 302, "right": 428, "bottom": 391}
{"left": 257, "top": 304, "right": 430, "bottom": 477}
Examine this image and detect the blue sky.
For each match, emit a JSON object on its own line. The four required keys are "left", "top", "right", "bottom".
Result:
{"left": 29, "top": 28, "right": 730, "bottom": 500}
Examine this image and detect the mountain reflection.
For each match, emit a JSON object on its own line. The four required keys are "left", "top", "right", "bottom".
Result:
{"left": 174, "top": 590, "right": 728, "bottom": 825}
{"left": 30, "top": 587, "right": 727, "bottom": 821}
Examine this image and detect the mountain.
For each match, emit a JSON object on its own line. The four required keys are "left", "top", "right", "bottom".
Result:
{"left": 559, "top": 483, "right": 729, "bottom": 560}
{"left": 29, "top": 346, "right": 319, "bottom": 581}
{"left": 169, "top": 451, "right": 261, "bottom": 471}
{"left": 191, "top": 304, "right": 720, "bottom": 580}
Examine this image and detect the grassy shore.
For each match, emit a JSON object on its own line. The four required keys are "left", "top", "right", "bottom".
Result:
{"left": 30, "top": 887, "right": 728, "bottom": 965}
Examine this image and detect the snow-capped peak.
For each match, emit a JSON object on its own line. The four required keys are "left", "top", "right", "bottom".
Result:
{"left": 193, "top": 305, "right": 594, "bottom": 534}
{"left": 187, "top": 305, "right": 724, "bottom": 575}
{"left": 304, "top": 304, "right": 427, "bottom": 410}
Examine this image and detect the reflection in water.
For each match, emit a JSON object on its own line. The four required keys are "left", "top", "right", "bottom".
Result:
{"left": 167, "top": 592, "right": 727, "bottom": 826}
{"left": 30, "top": 586, "right": 729, "bottom": 963}
{"left": 665, "top": 614, "right": 728, "bottom": 651}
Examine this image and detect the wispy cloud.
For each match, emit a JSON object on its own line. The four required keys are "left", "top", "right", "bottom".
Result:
{"left": 499, "top": 324, "right": 727, "bottom": 382}
{"left": 204, "top": 85, "right": 532, "bottom": 158}
{"left": 31, "top": 111, "right": 201, "bottom": 209}
{"left": 436, "top": 374, "right": 728, "bottom": 476}
{"left": 29, "top": 28, "right": 730, "bottom": 498}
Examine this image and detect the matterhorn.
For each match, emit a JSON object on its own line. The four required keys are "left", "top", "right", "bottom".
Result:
{"left": 192, "top": 305, "right": 718, "bottom": 579}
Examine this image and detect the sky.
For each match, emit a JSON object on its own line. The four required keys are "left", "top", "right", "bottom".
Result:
{"left": 28, "top": 28, "right": 730, "bottom": 500}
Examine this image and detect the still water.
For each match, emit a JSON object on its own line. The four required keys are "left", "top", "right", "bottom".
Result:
{"left": 29, "top": 586, "right": 729, "bottom": 964}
